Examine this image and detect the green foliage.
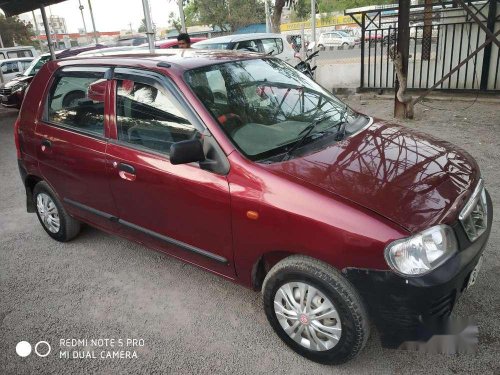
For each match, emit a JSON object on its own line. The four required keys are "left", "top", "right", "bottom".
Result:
{"left": 0, "top": 15, "right": 34, "bottom": 47}
{"left": 184, "top": 0, "right": 265, "bottom": 32}
{"left": 138, "top": 18, "right": 147, "bottom": 33}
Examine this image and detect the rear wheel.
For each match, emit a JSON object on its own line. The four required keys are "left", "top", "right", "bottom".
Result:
{"left": 33, "top": 181, "right": 81, "bottom": 242}
{"left": 262, "top": 255, "right": 369, "bottom": 364}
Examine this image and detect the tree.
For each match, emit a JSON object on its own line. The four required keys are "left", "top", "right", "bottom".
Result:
{"left": 138, "top": 18, "right": 147, "bottom": 33}
{"left": 168, "top": 2, "right": 199, "bottom": 31}
{"left": 292, "top": 0, "right": 311, "bottom": 21}
{"left": 189, "top": 0, "right": 264, "bottom": 33}
{"left": 0, "top": 14, "right": 34, "bottom": 47}
{"left": 271, "top": 0, "right": 286, "bottom": 33}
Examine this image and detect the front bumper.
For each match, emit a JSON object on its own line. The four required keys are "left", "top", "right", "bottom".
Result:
{"left": 344, "top": 190, "right": 493, "bottom": 348}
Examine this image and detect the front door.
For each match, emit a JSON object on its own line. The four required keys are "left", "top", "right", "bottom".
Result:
{"left": 105, "top": 69, "right": 234, "bottom": 277}
{"left": 35, "top": 66, "right": 120, "bottom": 232}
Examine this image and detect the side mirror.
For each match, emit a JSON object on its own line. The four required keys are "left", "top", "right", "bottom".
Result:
{"left": 170, "top": 139, "right": 205, "bottom": 165}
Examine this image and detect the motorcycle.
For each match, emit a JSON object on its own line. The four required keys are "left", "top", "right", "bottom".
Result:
{"left": 294, "top": 50, "right": 319, "bottom": 80}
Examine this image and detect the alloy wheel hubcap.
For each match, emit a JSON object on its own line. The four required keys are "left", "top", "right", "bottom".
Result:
{"left": 274, "top": 282, "right": 342, "bottom": 351}
{"left": 36, "top": 193, "right": 60, "bottom": 233}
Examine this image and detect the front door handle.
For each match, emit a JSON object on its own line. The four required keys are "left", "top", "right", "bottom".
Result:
{"left": 41, "top": 139, "right": 51, "bottom": 151}
{"left": 117, "top": 163, "right": 135, "bottom": 174}
{"left": 114, "top": 162, "right": 136, "bottom": 181}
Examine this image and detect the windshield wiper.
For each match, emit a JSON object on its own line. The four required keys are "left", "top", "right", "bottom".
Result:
{"left": 281, "top": 113, "right": 333, "bottom": 161}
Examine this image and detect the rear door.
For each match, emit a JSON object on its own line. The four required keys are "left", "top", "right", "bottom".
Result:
{"left": 35, "top": 66, "right": 120, "bottom": 232}
{"left": 105, "top": 68, "right": 234, "bottom": 277}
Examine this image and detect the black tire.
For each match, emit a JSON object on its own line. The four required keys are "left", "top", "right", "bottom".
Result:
{"left": 262, "top": 255, "right": 369, "bottom": 365}
{"left": 62, "top": 90, "right": 85, "bottom": 107}
{"left": 318, "top": 44, "right": 325, "bottom": 51}
{"left": 33, "top": 181, "right": 81, "bottom": 242}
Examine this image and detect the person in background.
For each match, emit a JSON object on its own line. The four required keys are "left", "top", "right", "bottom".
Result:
{"left": 177, "top": 33, "right": 191, "bottom": 49}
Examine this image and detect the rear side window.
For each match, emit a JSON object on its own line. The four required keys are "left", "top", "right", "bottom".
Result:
{"left": 115, "top": 79, "right": 196, "bottom": 155}
{"left": 1, "top": 61, "right": 19, "bottom": 74}
{"left": 8, "top": 50, "right": 33, "bottom": 58}
{"left": 235, "top": 40, "right": 259, "bottom": 52}
{"left": 261, "top": 38, "right": 284, "bottom": 55}
{"left": 21, "top": 60, "right": 32, "bottom": 70}
{"left": 46, "top": 71, "right": 106, "bottom": 137}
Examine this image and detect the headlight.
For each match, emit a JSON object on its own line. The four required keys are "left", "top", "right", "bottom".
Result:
{"left": 385, "top": 225, "right": 458, "bottom": 276}
{"left": 12, "top": 83, "right": 27, "bottom": 93}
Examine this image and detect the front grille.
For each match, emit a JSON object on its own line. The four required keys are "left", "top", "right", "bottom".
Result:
{"left": 459, "top": 179, "right": 488, "bottom": 242}
{"left": 0, "top": 88, "right": 12, "bottom": 95}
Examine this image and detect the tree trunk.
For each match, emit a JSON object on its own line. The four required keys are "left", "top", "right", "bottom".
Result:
{"left": 271, "top": 0, "right": 286, "bottom": 33}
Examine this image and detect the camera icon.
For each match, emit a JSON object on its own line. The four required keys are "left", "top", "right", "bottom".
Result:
{"left": 16, "top": 341, "right": 51, "bottom": 357}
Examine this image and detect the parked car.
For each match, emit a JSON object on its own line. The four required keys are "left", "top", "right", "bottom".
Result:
{"left": 0, "top": 45, "right": 38, "bottom": 60}
{"left": 192, "top": 33, "right": 299, "bottom": 65}
{"left": 318, "top": 31, "right": 356, "bottom": 50}
{"left": 0, "top": 57, "right": 33, "bottom": 83}
{"left": 154, "top": 37, "right": 207, "bottom": 49}
{"left": 1, "top": 45, "right": 105, "bottom": 109}
{"left": 15, "top": 50, "right": 492, "bottom": 365}
{"left": 116, "top": 35, "right": 148, "bottom": 46}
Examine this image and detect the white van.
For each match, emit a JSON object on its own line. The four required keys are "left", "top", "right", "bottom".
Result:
{"left": 0, "top": 46, "right": 38, "bottom": 60}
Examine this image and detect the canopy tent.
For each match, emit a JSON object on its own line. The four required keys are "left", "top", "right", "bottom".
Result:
{"left": 0, "top": 0, "right": 66, "bottom": 17}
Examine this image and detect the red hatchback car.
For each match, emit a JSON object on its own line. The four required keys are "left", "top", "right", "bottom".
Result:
{"left": 15, "top": 50, "right": 492, "bottom": 364}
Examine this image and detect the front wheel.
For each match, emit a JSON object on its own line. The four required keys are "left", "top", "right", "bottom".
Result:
{"left": 262, "top": 255, "right": 369, "bottom": 364}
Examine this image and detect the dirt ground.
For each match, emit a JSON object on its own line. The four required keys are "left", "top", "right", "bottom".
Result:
{"left": 1, "top": 98, "right": 499, "bottom": 374}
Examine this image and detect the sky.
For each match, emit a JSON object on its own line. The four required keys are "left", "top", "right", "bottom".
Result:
{"left": 15, "top": 0, "right": 180, "bottom": 33}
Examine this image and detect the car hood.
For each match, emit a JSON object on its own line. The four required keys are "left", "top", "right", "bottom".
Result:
{"left": 264, "top": 118, "right": 480, "bottom": 233}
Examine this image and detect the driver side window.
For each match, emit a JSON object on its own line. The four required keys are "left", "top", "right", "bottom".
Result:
{"left": 115, "top": 79, "right": 197, "bottom": 155}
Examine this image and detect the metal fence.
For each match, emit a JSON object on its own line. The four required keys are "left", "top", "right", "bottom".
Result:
{"left": 347, "top": 0, "right": 500, "bottom": 92}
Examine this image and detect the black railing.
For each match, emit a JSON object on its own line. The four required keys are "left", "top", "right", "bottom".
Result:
{"left": 346, "top": 0, "right": 500, "bottom": 92}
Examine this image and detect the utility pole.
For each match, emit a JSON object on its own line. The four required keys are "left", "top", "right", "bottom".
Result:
{"left": 311, "top": 0, "right": 316, "bottom": 47}
{"left": 265, "top": 0, "right": 271, "bottom": 33}
{"left": 40, "top": 6, "right": 56, "bottom": 60}
{"left": 87, "top": 0, "right": 99, "bottom": 44}
{"left": 141, "top": 0, "right": 155, "bottom": 53}
{"left": 177, "top": 0, "right": 186, "bottom": 33}
{"left": 0, "top": 33, "right": 4, "bottom": 48}
{"left": 78, "top": 0, "right": 89, "bottom": 44}
{"left": 31, "top": 11, "right": 45, "bottom": 52}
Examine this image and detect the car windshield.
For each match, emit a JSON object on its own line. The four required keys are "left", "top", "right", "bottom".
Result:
{"left": 23, "top": 55, "right": 50, "bottom": 76}
{"left": 185, "top": 58, "right": 366, "bottom": 162}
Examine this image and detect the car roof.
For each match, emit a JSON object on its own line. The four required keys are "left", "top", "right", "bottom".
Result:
{"left": 0, "top": 57, "right": 34, "bottom": 63}
{"left": 193, "top": 33, "right": 284, "bottom": 45}
{"left": 60, "top": 48, "right": 266, "bottom": 71}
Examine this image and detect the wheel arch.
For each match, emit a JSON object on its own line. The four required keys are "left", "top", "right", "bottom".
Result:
{"left": 23, "top": 174, "right": 43, "bottom": 213}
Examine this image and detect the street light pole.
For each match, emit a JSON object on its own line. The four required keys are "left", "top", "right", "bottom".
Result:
{"left": 78, "top": 0, "right": 89, "bottom": 44}
{"left": 141, "top": 0, "right": 155, "bottom": 53}
{"left": 87, "top": 0, "right": 99, "bottom": 44}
